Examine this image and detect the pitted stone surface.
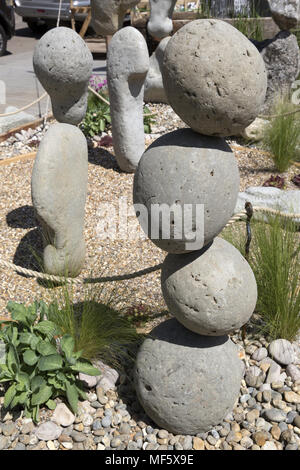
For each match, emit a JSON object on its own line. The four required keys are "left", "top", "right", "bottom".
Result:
{"left": 134, "top": 319, "right": 243, "bottom": 435}
{"left": 162, "top": 19, "right": 267, "bottom": 137}
{"left": 147, "top": 0, "right": 177, "bottom": 39}
{"left": 133, "top": 129, "right": 240, "bottom": 253}
{"left": 161, "top": 238, "right": 257, "bottom": 336}
{"left": 144, "top": 37, "right": 170, "bottom": 103}
{"left": 91, "top": 0, "right": 140, "bottom": 36}
{"left": 31, "top": 123, "right": 88, "bottom": 277}
{"left": 253, "top": 31, "right": 300, "bottom": 112}
{"left": 33, "top": 27, "right": 93, "bottom": 125}
{"left": 107, "top": 27, "right": 149, "bottom": 172}
{"left": 269, "top": 0, "right": 300, "bottom": 30}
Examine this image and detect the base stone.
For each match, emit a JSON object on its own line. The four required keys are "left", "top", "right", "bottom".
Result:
{"left": 161, "top": 238, "right": 257, "bottom": 336}
{"left": 134, "top": 319, "right": 243, "bottom": 435}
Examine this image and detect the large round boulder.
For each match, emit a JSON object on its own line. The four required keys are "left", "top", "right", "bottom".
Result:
{"left": 162, "top": 19, "right": 267, "bottom": 137}
{"left": 134, "top": 319, "right": 243, "bottom": 435}
{"left": 161, "top": 237, "right": 257, "bottom": 336}
{"left": 133, "top": 129, "right": 239, "bottom": 253}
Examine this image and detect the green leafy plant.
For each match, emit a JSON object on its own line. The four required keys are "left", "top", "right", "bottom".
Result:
{"left": 0, "top": 301, "right": 100, "bottom": 422}
{"left": 143, "top": 106, "right": 156, "bottom": 134}
{"left": 263, "top": 95, "right": 300, "bottom": 172}
{"left": 80, "top": 91, "right": 111, "bottom": 137}
{"left": 222, "top": 216, "right": 300, "bottom": 341}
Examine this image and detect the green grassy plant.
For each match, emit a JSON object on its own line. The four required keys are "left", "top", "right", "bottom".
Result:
{"left": 222, "top": 216, "right": 300, "bottom": 341}
{"left": 263, "top": 95, "right": 300, "bottom": 171}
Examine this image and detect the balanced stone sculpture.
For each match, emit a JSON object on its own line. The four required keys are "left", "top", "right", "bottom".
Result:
{"left": 91, "top": 0, "right": 140, "bottom": 36}
{"left": 33, "top": 27, "right": 93, "bottom": 125}
{"left": 162, "top": 19, "right": 267, "bottom": 136}
{"left": 133, "top": 19, "right": 267, "bottom": 434}
{"left": 31, "top": 123, "right": 88, "bottom": 277}
{"left": 147, "top": 0, "right": 177, "bottom": 39}
{"left": 144, "top": 36, "right": 170, "bottom": 103}
{"left": 107, "top": 27, "right": 149, "bottom": 172}
{"left": 269, "top": 0, "right": 300, "bottom": 30}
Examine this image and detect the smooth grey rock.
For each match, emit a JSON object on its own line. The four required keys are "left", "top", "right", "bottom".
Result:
{"left": 269, "top": 0, "right": 300, "bottom": 30}
{"left": 235, "top": 186, "right": 300, "bottom": 224}
{"left": 91, "top": 0, "right": 139, "bottom": 36}
{"left": 269, "top": 339, "right": 295, "bottom": 366}
{"left": 245, "top": 366, "right": 266, "bottom": 388}
{"left": 31, "top": 123, "right": 88, "bottom": 276}
{"left": 254, "top": 31, "right": 300, "bottom": 112}
{"left": 78, "top": 373, "right": 98, "bottom": 389}
{"left": 252, "top": 347, "right": 268, "bottom": 362}
{"left": 0, "top": 436, "right": 9, "bottom": 450}
{"left": 0, "top": 106, "right": 34, "bottom": 134}
{"left": 107, "top": 26, "right": 149, "bottom": 172}
{"left": 147, "top": 0, "right": 177, "bottom": 39}
{"left": 134, "top": 319, "right": 243, "bottom": 435}
{"left": 144, "top": 37, "right": 170, "bottom": 103}
{"left": 94, "top": 359, "right": 119, "bottom": 391}
{"left": 264, "top": 408, "right": 287, "bottom": 422}
{"left": 240, "top": 117, "right": 269, "bottom": 142}
{"left": 286, "top": 364, "right": 300, "bottom": 382}
{"left": 162, "top": 19, "right": 267, "bottom": 137}
{"left": 35, "top": 422, "right": 62, "bottom": 441}
{"left": 161, "top": 238, "right": 257, "bottom": 335}
{"left": 52, "top": 403, "right": 75, "bottom": 427}
{"left": 266, "top": 361, "right": 281, "bottom": 384}
{"left": 133, "top": 129, "right": 239, "bottom": 253}
{"left": 33, "top": 27, "right": 93, "bottom": 125}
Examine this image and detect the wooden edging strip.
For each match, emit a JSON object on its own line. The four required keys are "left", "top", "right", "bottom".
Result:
{"left": 0, "top": 114, "right": 53, "bottom": 143}
{"left": 0, "top": 152, "right": 36, "bottom": 166}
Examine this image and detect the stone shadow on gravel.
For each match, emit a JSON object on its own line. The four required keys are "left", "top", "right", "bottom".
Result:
{"left": 88, "top": 148, "right": 122, "bottom": 173}
{"left": 6, "top": 205, "right": 37, "bottom": 229}
{"left": 13, "top": 228, "right": 43, "bottom": 272}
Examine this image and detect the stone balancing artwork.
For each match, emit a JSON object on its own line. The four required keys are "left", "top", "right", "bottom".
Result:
{"left": 147, "top": 0, "right": 178, "bottom": 39}
{"left": 133, "top": 19, "right": 267, "bottom": 434}
{"left": 31, "top": 27, "right": 91, "bottom": 277}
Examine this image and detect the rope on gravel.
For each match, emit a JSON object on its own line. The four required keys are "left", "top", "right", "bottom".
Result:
{"left": 0, "top": 93, "right": 48, "bottom": 117}
{"left": 0, "top": 206, "right": 299, "bottom": 285}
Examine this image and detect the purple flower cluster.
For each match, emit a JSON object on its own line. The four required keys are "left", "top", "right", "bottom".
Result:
{"left": 89, "top": 74, "right": 108, "bottom": 92}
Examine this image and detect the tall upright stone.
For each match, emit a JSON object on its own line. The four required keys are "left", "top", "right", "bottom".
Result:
{"left": 33, "top": 27, "right": 93, "bottom": 125}
{"left": 147, "top": 0, "right": 177, "bottom": 39}
{"left": 144, "top": 36, "right": 170, "bottom": 103}
{"left": 107, "top": 27, "right": 149, "bottom": 172}
{"left": 91, "top": 0, "right": 140, "bottom": 36}
{"left": 31, "top": 123, "right": 88, "bottom": 277}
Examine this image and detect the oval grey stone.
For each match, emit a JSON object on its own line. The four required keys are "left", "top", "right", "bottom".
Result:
{"left": 134, "top": 319, "right": 243, "bottom": 435}
{"left": 162, "top": 19, "right": 267, "bottom": 137}
{"left": 133, "top": 129, "right": 239, "bottom": 253}
{"left": 161, "top": 238, "right": 257, "bottom": 335}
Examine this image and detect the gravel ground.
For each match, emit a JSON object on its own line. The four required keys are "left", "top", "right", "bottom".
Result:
{"left": 0, "top": 333, "right": 300, "bottom": 451}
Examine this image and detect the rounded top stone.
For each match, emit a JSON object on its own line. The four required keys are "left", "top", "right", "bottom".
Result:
{"left": 162, "top": 19, "right": 267, "bottom": 137}
{"left": 33, "top": 27, "right": 93, "bottom": 88}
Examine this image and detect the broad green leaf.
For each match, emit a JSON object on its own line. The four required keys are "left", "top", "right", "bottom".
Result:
{"left": 70, "top": 360, "right": 101, "bottom": 376}
{"left": 66, "top": 382, "right": 78, "bottom": 414}
{"left": 6, "top": 302, "right": 27, "bottom": 324}
{"left": 48, "top": 377, "right": 64, "bottom": 390}
{"left": 36, "top": 340, "right": 57, "bottom": 356}
{"left": 31, "top": 385, "right": 52, "bottom": 406}
{"left": 18, "top": 372, "right": 30, "bottom": 389}
{"left": 38, "top": 354, "right": 63, "bottom": 371}
{"left": 46, "top": 399, "right": 56, "bottom": 410}
{"left": 19, "top": 332, "right": 34, "bottom": 345}
{"left": 23, "top": 350, "right": 38, "bottom": 366}
{"left": 31, "top": 375, "right": 46, "bottom": 392}
{"left": 7, "top": 345, "right": 19, "bottom": 375}
{"left": 30, "top": 335, "right": 40, "bottom": 350}
{"left": 75, "top": 384, "right": 87, "bottom": 401}
{"left": 4, "top": 383, "right": 16, "bottom": 408}
{"left": 33, "top": 405, "right": 40, "bottom": 423}
{"left": 60, "top": 335, "right": 75, "bottom": 359}
{"left": 34, "top": 321, "right": 58, "bottom": 340}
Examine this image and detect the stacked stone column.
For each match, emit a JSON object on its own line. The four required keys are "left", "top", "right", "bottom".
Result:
{"left": 133, "top": 19, "right": 268, "bottom": 434}
{"left": 31, "top": 27, "right": 93, "bottom": 277}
